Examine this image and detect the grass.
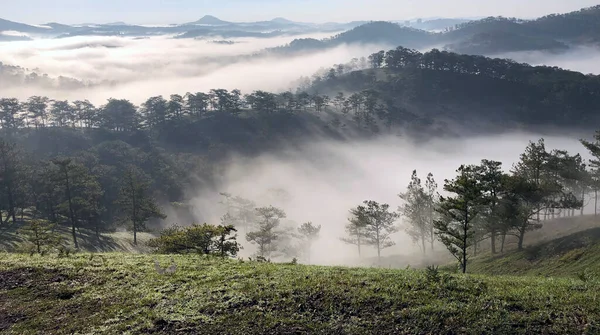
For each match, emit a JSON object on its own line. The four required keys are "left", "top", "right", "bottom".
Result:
{"left": 469, "top": 226, "right": 600, "bottom": 278}
{"left": 0, "top": 223, "right": 156, "bottom": 253}
{"left": 0, "top": 253, "right": 599, "bottom": 334}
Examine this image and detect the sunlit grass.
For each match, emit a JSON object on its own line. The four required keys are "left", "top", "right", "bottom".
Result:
{"left": 1, "top": 253, "right": 599, "bottom": 334}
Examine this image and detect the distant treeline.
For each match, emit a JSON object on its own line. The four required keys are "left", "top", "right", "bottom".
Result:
{"left": 307, "top": 47, "right": 600, "bottom": 128}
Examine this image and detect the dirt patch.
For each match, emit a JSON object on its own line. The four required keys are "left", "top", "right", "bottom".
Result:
{"left": 0, "top": 302, "right": 26, "bottom": 332}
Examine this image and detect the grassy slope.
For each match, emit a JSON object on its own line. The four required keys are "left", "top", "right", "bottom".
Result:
{"left": 469, "top": 226, "right": 600, "bottom": 278}
{"left": 1, "top": 253, "right": 599, "bottom": 335}
{"left": 0, "top": 223, "right": 155, "bottom": 253}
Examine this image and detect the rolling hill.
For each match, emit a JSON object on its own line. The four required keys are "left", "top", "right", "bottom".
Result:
{"left": 469, "top": 216, "right": 600, "bottom": 277}
{"left": 306, "top": 47, "right": 600, "bottom": 134}
{"left": 0, "top": 18, "right": 50, "bottom": 34}
{"left": 1, "top": 252, "right": 599, "bottom": 334}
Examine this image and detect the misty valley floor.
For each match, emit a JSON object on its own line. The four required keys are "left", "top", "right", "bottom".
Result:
{"left": 0, "top": 253, "right": 598, "bottom": 334}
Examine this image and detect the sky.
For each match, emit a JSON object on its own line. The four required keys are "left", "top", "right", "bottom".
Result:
{"left": 3, "top": 0, "right": 600, "bottom": 25}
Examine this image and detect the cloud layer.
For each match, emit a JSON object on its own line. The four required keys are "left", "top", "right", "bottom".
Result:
{"left": 0, "top": 33, "right": 391, "bottom": 104}
{"left": 186, "top": 132, "right": 592, "bottom": 265}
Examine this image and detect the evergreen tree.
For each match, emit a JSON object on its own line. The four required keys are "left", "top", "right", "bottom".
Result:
{"left": 435, "top": 165, "right": 483, "bottom": 273}
{"left": 341, "top": 206, "right": 370, "bottom": 257}
{"left": 297, "top": 222, "right": 321, "bottom": 264}
{"left": 116, "top": 166, "right": 166, "bottom": 245}
{"left": 360, "top": 200, "right": 400, "bottom": 264}
{"left": 246, "top": 206, "right": 285, "bottom": 258}
{"left": 19, "top": 219, "right": 60, "bottom": 255}
{"left": 399, "top": 170, "right": 431, "bottom": 254}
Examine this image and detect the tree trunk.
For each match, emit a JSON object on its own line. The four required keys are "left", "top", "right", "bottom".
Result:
{"left": 64, "top": 168, "right": 78, "bottom": 249}
{"left": 130, "top": 172, "right": 138, "bottom": 246}
{"left": 35, "top": 228, "right": 40, "bottom": 254}
{"left": 7, "top": 184, "right": 16, "bottom": 225}
{"left": 595, "top": 188, "right": 598, "bottom": 216}
{"left": 430, "top": 225, "right": 435, "bottom": 251}
{"left": 581, "top": 190, "right": 585, "bottom": 216}
{"left": 421, "top": 234, "right": 426, "bottom": 256}
{"left": 95, "top": 219, "right": 100, "bottom": 240}
{"left": 462, "top": 206, "right": 468, "bottom": 274}
{"left": 376, "top": 227, "right": 381, "bottom": 265}
{"left": 357, "top": 229, "right": 362, "bottom": 258}
{"left": 500, "top": 233, "right": 506, "bottom": 253}
{"left": 517, "top": 226, "right": 526, "bottom": 251}
{"left": 490, "top": 230, "right": 497, "bottom": 254}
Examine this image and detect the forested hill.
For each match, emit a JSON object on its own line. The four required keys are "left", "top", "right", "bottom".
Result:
{"left": 306, "top": 47, "right": 600, "bottom": 131}
{"left": 525, "top": 5, "right": 600, "bottom": 42}
{"left": 268, "top": 22, "right": 433, "bottom": 54}
{"left": 272, "top": 5, "right": 600, "bottom": 56}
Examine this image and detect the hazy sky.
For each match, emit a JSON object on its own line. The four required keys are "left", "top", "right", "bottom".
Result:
{"left": 3, "top": 0, "right": 599, "bottom": 25}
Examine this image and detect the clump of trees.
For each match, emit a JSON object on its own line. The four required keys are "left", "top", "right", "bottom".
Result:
{"left": 147, "top": 223, "right": 240, "bottom": 257}
{"left": 394, "top": 138, "right": 592, "bottom": 273}
{"left": 341, "top": 200, "right": 399, "bottom": 263}
{"left": 0, "top": 137, "right": 169, "bottom": 248}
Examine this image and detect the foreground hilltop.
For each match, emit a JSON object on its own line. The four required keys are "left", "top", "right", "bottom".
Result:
{"left": 0, "top": 252, "right": 598, "bottom": 334}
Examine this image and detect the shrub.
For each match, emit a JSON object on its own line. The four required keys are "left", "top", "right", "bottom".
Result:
{"left": 147, "top": 223, "right": 241, "bottom": 257}
{"left": 18, "top": 219, "right": 61, "bottom": 255}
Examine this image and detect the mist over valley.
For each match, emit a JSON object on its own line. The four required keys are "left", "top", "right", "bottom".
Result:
{"left": 2, "top": 2, "right": 600, "bottom": 334}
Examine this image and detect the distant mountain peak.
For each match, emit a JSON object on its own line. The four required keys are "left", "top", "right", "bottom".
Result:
{"left": 194, "top": 15, "right": 229, "bottom": 25}
{"left": 271, "top": 17, "right": 294, "bottom": 23}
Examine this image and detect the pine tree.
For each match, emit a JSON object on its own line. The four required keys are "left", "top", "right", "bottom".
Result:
{"left": 399, "top": 170, "right": 431, "bottom": 254}
{"left": 341, "top": 206, "right": 370, "bottom": 257}
{"left": 19, "top": 219, "right": 60, "bottom": 255}
{"left": 116, "top": 166, "right": 166, "bottom": 245}
{"left": 361, "top": 200, "right": 400, "bottom": 264}
{"left": 298, "top": 222, "right": 321, "bottom": 264}
{"left": 434, "top": 165, "right": 483, "bottom": 273}
{"left": 246, "top": 206, "right": 286, "bottom": 258}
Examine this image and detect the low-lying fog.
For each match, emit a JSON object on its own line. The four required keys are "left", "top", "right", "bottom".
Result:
{"left": 3, "top": 32, "right": 600, "bottom": 266}
{"left": 3, "top": 32, "right": 600, "bottom": 104}
{"left": 497, "top": 46, "right": 600, "bottom": 75}
{"left": 0, "top": 33, "right": 390, "bottom": 103}
{"left": 183, "top": 132, "right": 593, "bottom": 266}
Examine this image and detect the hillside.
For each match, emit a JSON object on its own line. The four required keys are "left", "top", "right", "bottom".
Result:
{"left": 271, "top": 6, "right": 600, "bottom": 57}
{"left": 470, "top": 222, "right": 600, "bottom": 278}
{"left": 0, "top": 18, "right": 49, "bottom": 34}
{"left": 445, "top": 31, "right": 569, "bottom": 55}
{"left": 269, "top": 22, "right": 433, "bottom": 54}
{"left": 526, "top": 5, "right": 600, "bottom": 43}
{"left": 0, "top": 223, "right": 155, "bottom": 253}
{"left": 308, "top": 48, "right": 600, "bottom": 132}
{"left": 1, "top": 253, "right": 598, "bottom": 334}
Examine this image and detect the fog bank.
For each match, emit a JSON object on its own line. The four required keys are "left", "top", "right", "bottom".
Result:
{"left": 185, "top": 132, "right": 591, "bottom": 266}
{"left": 0, "top": 33, "right": 389, "bottom": 104}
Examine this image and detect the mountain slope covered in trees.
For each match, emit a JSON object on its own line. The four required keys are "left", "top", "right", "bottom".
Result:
{"left": 306, "top": 47, "right": 600, "bottom": 132}
{"left": 272, "top": 6, "right": 600, "bottom": 57}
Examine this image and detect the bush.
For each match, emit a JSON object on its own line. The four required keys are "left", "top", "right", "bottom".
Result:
{"left": 18, "top": 219, "right": 61, "bottom": 255}
{"left": 147, "top": 223, "right": 241, "bottom": 257}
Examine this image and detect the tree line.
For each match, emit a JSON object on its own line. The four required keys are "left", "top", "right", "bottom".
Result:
{"left": 149, "top": 133, "right": 600, "bottom": 273}
{"left": 0, "top": 138, "right": 170, "bottom": 248}
{"left": 342, "top": 136, "right": 600, "bottom": 273}
{"left": 308, "top": 46, "right": 600, "bottom": 129}
{"left": 6, "top": 130, "right": 600, "bottom": 273}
